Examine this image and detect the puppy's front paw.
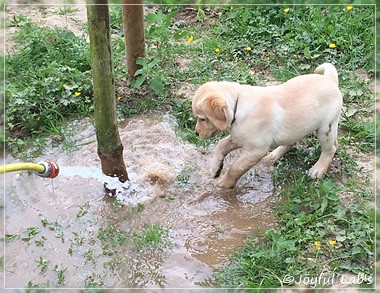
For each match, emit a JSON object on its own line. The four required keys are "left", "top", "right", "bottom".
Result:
{"left": 308, "top": 164, "right": 327, "bottom": 179}
{"left": 210, "top": 160, "right": 224, "bottom": 179}
{"left": 262, "top": 152, "right": 276, "bottom": 163}
{"left": 215, "top": 175, "right": 236, "bottom": 189}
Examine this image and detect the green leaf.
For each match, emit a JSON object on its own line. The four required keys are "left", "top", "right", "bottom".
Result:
{"left": 148, "top": 58, "right": 161, "bottom": 69}
{"left": 320, "top": 181, "right": 339, "bottom": 201}
{"left": 352, "top": 246, "right": 361, "bottom": 255}
{"left": 149, "top": 78, "right": 164, "bottom": 95}
{"left": 336, "top": 235, "right": 347, "bottom": 242}
{"left": 303, "top": 47, "right": 311, "bottom": 59}
{"left": 135, "top": 57, "right": 146, "bottom": 66}
{"left": 291, "top": 204, "right": 301, "bottom": 214}
{"left": 284, "top": 257, "right": 295, "bottom": 264}
{"left": 166, "top": 9, "right": 178, "bottom": 20}
{"left": 320, "top": 197, "right": 328, "bottom": 214}
{"left": 131, "top": 76, "right": 145, "bottom": 89}
{"left": 197, "top": 8, "right": 206, "bottom": 22}
{"left": 345, "top": 106, "right": 359, "bottom": 118}
{"left": 145, "top": 13, "right": 160, "bottom": 23}
{"left": 5, "top": 234, "right": 18, "bottom": 242}
{"left": 265, "top": 229, "right": 279, "bottom": 242}
{"left": 133, "top": 68, "right": 144, "bottom": 77}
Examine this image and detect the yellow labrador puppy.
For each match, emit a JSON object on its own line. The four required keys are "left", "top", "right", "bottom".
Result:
{"left": 192, "top": 63, "right": 342, "bottom": 189}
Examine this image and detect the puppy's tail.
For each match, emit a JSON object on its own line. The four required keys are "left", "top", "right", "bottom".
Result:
{"left": 314, "top": 63, "right": 339, "bottom": 86}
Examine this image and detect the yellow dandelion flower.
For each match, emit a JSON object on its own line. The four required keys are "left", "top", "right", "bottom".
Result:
{"left": 246, "top": 46, "right": 252, "bottom": 51}
{"left": 329, "top": 43, "right": 336, "bottom": 49}
{"left": 215, "top": 47, "right": 220, "bottom": 53}
{"left": 329, "top": 240, "right": 337, "bottom": 246}
{"left": 284, "top": 8, "right": 290, "bottom": 13}
{"left": 74, "top": 91, "right": 81, "bottom": 97}
{"left": 314, "top": 241, "right": 321, "bottom": 250}
{"left": 187, "top": 35, "right": 194, "bottom": 44}
{"left": 346, "top": 6, "right": 353, "bottom": 11}
{"left": 117, "top": 96, "right": 122, "bottom": 101}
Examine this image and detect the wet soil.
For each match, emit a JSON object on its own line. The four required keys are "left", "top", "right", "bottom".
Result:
{"left": 4, "top": 112, "right": 278, "bottom": 288}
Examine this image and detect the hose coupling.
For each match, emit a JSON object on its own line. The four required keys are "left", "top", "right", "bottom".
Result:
{"left": 37, "top": 161, "right": 60, "bottom": 178}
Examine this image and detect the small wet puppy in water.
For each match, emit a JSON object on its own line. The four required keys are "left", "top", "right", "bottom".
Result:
{"left": 192, "top": 63, "right": 343, "bottom": 189}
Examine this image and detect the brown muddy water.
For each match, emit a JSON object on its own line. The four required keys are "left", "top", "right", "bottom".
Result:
{"left": 4, "top": 112, "right": 278, "bottom": 289}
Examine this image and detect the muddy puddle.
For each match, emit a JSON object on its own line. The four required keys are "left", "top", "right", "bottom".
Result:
{"left": 4, "top": 112, "right": 278, "bottom": 289}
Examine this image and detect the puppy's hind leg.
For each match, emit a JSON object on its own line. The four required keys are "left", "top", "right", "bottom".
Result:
{"left": 262, "top": 145, "right": 292, "bottom": 163}
{"left": 308, "top": 120, "right": 338, "bottom": 179}
{"left": 211, "top": 135, "right": 240, "bottom": 178}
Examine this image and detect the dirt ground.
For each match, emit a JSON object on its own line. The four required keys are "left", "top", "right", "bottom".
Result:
{"left": 2, "top": 0, "right": 88, "bottom": 55}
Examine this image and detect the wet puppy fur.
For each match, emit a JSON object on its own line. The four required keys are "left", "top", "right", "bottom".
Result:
{"left": 192, "top": 63, "right": 343, "bottom": 189}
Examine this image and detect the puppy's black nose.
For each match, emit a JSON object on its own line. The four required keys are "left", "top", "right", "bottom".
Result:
{"left": 195, "top": 131, "right": 199, "bottom": 137}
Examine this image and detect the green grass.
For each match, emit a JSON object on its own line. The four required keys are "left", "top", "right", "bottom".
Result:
{"left": 97, "top": 221, "right": 170, "bottom": 250}
{"left": 5, "top": 22, "right": 92, "bottom": 158}
{"left": 133, "top": 223, "right": 171, "bottom": 249}
{"left": 134, "top": 5, "right": 374, "bottom": 150}
{"left": 215, "top": 154, "right": 374, "bottom": 288}
{"left": 57, "top": 7, "right": 79, "bottom": 16}
{"left": 97, "top": 226, "right": 128, "bottom": 246}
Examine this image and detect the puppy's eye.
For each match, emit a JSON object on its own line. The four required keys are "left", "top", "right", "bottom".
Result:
{"left": 199, "top": 118, "right": 206, "bottom": 122}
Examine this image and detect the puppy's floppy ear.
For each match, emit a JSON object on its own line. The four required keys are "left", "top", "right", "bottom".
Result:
{"left": 203, "top": 95, "right": 228, "bottom": 131}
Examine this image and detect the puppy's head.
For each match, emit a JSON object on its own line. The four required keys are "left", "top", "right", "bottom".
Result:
{"left": 192, "top": 83, "right": 228, "bottom": 139}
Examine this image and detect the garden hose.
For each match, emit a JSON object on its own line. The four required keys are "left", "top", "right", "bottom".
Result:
{"left": 0, "top": 161, "right": 60, "bottom": 178}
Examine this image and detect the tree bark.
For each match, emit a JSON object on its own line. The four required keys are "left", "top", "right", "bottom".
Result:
{"left": 121, "top": 0, "right": 146, "bottom": 81}
{"left": 87, "top": 1, "right": 129, "bottom": 182}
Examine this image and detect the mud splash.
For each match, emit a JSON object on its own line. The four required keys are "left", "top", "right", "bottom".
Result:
{"left": 4, "top": 112, "right": 278, "bottom": 289}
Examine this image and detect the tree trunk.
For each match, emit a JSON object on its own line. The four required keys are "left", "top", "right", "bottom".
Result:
{"left": 121, "top": 0, "right": 146, "bottom": 81}
{"left": 87, "top": 1, "right": 129, "bottom": 183}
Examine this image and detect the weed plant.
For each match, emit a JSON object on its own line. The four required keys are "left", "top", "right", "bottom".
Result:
{"left": 5, "top": 22, "right": 92, "bottom": 157}
{"left": 133, "top": 223, "right": 171, "bottom": 249}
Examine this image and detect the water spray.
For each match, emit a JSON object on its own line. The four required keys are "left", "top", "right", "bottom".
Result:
{"left": 0, "top": 161, "right": 60, "bottom": 178}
